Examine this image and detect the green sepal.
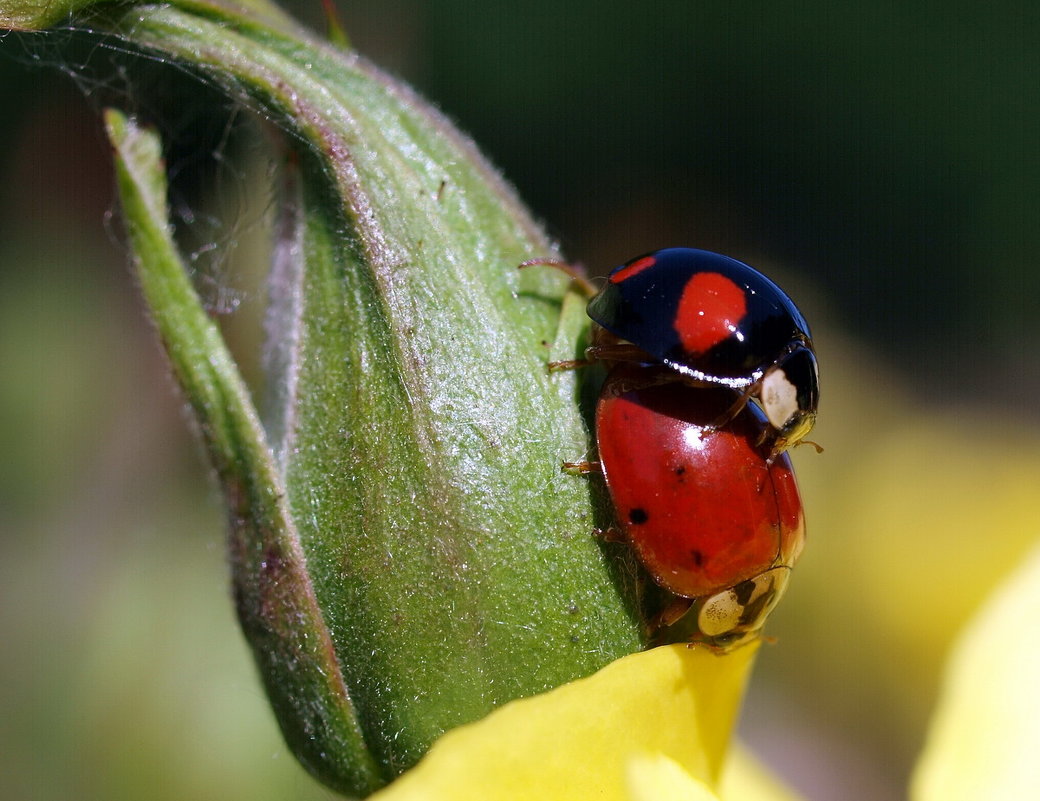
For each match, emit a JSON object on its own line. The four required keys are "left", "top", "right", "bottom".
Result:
{"left": 104, "top": 109, "right": 385, "bottom": 794}
{"left": 92, "top": 0, "right": 646, "bottom": 793}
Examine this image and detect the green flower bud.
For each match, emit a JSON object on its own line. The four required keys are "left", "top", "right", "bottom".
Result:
{"left": 92, "top": 1, "right": 643, "bottom": 794}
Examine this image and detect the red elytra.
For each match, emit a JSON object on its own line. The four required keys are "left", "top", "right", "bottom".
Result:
{"left": 595, "top": 363, "right": 804, "bottom": 600}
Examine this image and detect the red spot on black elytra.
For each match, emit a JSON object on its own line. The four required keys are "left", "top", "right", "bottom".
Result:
{"left": 609, "top": 255, "right": 657, "bottom": 284}
{"left": 673, "top": 271, "right": 747, "bottom": 355}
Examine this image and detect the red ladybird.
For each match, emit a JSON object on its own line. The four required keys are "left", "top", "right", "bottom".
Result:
{"left": 585, "top": 248, "right": 819, "bottom": 453}
{"left": 590, "top": 362, "right": 805, "bottom": 646}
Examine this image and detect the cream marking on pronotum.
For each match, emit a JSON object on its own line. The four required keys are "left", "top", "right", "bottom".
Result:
{"left": 760, "top": 368, "right": 800, "bottom": 430}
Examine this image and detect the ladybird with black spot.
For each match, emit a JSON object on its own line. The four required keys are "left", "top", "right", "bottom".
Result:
{"left": 584, "top": 362, "right": 806, "bottom": 648}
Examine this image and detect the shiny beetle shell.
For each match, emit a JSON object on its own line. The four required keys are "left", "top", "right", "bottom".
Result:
{"left": 587, "top": 247, "right": 819, "bottom": 448}
{"left": 594, "top": 364, "right": 805, "bottom": 636}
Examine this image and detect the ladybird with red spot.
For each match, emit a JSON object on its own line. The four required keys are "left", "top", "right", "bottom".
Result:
{"left": 586, "top": 248, "right": 819, "bottom": 453}
{"left": 590, "top": 362, "right": 805, "bottom": 647}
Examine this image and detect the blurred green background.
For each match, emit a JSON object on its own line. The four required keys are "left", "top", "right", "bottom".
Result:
{"left": 2, "top": 3, "right": 1039, "bottom": 800}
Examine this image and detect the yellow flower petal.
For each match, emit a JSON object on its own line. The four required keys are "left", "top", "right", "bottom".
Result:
{"left": 372, "top": 642, "right": 759, "bottom": 801}
{"left": 721, "top": 745, "right": 805, "bottom": 801}
{"left": 912, "top": 540, "right": 1040, "bottom": 800}
{"left": 626, "top": 753, "right": 720, "bottom": 801}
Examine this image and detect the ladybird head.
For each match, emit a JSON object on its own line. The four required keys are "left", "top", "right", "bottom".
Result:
{"left": 695, "top": 566, "right": 792, "bottom": 648}
{"left": 758, "top": 344, "right": 819, "bottom": 453}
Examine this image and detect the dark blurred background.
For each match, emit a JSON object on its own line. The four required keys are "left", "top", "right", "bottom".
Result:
{"left": 2, "top": 3, "right": 1038, "bottom": 800}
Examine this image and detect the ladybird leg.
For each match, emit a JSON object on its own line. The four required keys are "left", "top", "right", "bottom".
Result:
{"left": 561, "top": 459, "right": 603, "bottom": 475}
{"left": 702, "top": 386, "right": 755, "bottom": 434}
{"left": 517, "top": 258, "right": 598, "bottom": 298}
{"left": 547, "top": 357, "right": 594, "bottom": 372}
{"left": 549, "top": 342, "right": 655, "bottom": 370}
{"left": 648, "top": 597, "right": 695, "bottom": 633}
{"left": 763, "top": 435, "right": 823, "bottom": 463}
{"left": 591, "top": 525, "right": 625, "bottom": 544}
{"left": 688, "top": 636, "right": 764, "bottom": 655}
{"left": 583, "top": 343, "right": 653, "bottom": 364}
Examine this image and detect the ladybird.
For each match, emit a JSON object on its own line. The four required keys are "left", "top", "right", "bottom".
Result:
{"left": 585, "top": 248, "right": 819, "bottom": 453}
{"left": 589, "top": 362, "right": 805, "bottom": 647}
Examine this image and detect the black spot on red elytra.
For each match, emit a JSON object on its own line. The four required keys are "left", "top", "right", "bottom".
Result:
{"left": 628, "top": 507, "right": 649, "bottom": 524}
